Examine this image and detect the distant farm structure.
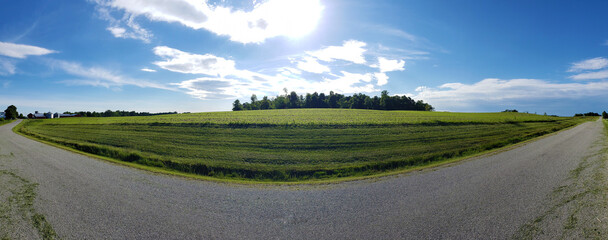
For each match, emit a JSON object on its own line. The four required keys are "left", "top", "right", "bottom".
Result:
{"left": 27, "top": 111, "right": 81, "bottom": 119}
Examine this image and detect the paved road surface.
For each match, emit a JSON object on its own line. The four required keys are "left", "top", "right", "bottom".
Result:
{"left": 0, "top": 119, "right": 605, "bottom": 239}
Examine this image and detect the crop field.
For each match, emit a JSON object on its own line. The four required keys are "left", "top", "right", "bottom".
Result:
{"left": 17, "top": 109, "right": 593, "bottom": 182}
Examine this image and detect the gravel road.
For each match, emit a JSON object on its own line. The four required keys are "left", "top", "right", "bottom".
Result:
{"left": 0, "top": 119, "right": 605, "bottom": 239}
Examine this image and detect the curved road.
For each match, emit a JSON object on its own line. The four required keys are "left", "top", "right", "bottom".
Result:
{"left": 0, "top": 119, "right": 605, "bottom": 239}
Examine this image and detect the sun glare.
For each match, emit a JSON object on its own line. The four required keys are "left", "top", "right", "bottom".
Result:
{"left": 261, "top": 0, "right": 324, "bottom": 38}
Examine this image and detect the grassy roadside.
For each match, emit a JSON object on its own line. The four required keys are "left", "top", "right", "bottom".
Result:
{"left": 12, "top": 111, "right": 595, "bottom": 184}
{"left": 0, "top": 119, "right": 14, "bottom": 127}
{"left": 0, "top": 154, "right": 57, "bottom": 240}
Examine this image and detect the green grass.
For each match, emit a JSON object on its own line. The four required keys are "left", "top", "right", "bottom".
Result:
{"left": 0, "top": 119, "right": 13, "bottom": 127}
{"left": 16, "top": 109, "right": 593, "bottom": 182}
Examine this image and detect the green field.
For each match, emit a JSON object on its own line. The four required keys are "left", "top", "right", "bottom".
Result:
{"left": 16, "top": 109, "right": 593, "bottom": 182}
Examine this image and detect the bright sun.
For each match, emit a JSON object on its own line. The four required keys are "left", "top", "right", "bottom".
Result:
{"left": 260, "top": 0, "right": 324, "bottom": 38}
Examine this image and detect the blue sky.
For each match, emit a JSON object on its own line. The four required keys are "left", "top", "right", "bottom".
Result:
{"left": 1, "top": 0, "right": 607, "bottom": 116}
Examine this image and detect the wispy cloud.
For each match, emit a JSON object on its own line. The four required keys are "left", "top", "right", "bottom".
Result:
{"left": 567, "top": 57, "right": 608, "bottom": 80}
{"left": 366, "top": 25, "right": 444, "bottom": 53}
{"left": 95, "top": 4, "right": 152, "bottom": 43}
{"left": 140, "top": 68, "right": 156, "bottom": 72}
{"left": 172, "top": 70, "right": 381, "bottom": 100}
{"left": 171, "top": 78, "right": 239, "bottom": 99}
{"left": 0, "top": 42, "right": 56, "bottom": 59}
{"left": 157, "top": 44, "right": 411, "bottom": 99}
{"left": 307, "top": 40, "right": 367, "bottom": 64}
{"left": 570, "top": 70, "right": 608, "bottom": 80}
{"left": 295, "top": 56, "right": 330, "bottom": 74}
{"left": 370, "top": 25, "right": 419, "bottom": 42}
{"left": 51, "top": 60, "right": 174, "bottom": 90}
{"left": 1, "top": 80, "right": 10, "bottom": 88}
{"left": 93, "top": 0, "right": 323, "bottom": 44}
{"left": 568, "top": 57, "right": 608, "bottom": 72}
{"left": 153, "top": 46, "right": 236, "bottom": 76}
{"left": 0, "top": 59, "right": 16, "bottom": 76}
{"left": 414, "top": 78, "right": 608, "bottom": 109}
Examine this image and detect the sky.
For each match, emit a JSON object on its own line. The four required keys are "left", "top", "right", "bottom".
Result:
{"left": 1, "top": 0, "right": 608, "bottom": 116}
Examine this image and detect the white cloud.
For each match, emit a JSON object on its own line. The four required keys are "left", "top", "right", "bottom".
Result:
{"left": 296, "top": 57, "right": 330, "bottom": 74}
{"left": 107, "top": 27, "right": 126, "bottom": 37}
{"left": 0, "top": 59, "right": 16, "bottom": 76}
{"left": 94, "top": 0, "right": 323, "bottom": 44}
{"left": 153, "top": 46, "right": 236, "bottom": 76}
{"left": 568, "top": 57, "right": 608, "bottom": 72}
{"left": 375, "top": 57, "right": 405, "bottom": 72}
{"left": 414, "top": 78, "right": 608, "bottom": 109}
{"left": 0, "top": 42, "right": 56, "bottom": 59}
{"left": 318, "top": 71, "right": 377, "bottom": 93}
{"left": 307, "top": 40, "right": 367, "bottom": 64}
{"left": 173, "top": 70, "right": 380, "bottom": 100}
{"left": 374, "top": 72, "right": 388, "bottom": 86}
{"left": 151, "top": 40, "right": 410, "bottom": 99}
{"left": 140, "top": 68, "right": 156, "bottom": 72}
{"left": 51, "top": 60, "right": 173, "bottom": 90}
{"left": 157, "top": 46, "right": 393, "bottom": 100}
{"left": 570, "top": 70, "right": 608, "bottom": 80}
{"left": 172, "top": 77, "right": 238, "bottom": 99}
{"left": 96, "top": 6, "right": 153, "bottom": 43}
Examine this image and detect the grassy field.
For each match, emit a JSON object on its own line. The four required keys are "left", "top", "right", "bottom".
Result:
{"left": 16, "top": 109, "right": 593, "bottom": 182}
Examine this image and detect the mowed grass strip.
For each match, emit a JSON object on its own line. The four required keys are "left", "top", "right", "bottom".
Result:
{"left": 17, "top": 109, "right": 592, "bottom": 182}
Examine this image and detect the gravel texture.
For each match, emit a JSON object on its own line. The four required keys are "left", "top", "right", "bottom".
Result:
{"left": 0, "top": 119, "right": 604, "bottom": 239}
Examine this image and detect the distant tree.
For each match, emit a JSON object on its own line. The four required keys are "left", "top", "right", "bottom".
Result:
{"left": 232, "top": 99, "right": 243, "bottom": 111}
{"left": 304, "top": 93, "right": 313, "bottom": 108}
{"left": 18, "top": 113, "right": 25, "bottom": 119}
{"left": 288, "top": 91, "right": 300, "bottom": 108}
{"left": 102, "top": 110, "right": 113, "bottom": 117}
{"left": 503, "top": 109, "right": 518, "bottom": 113}
{"left": 327, "top": 91, "right": 339, "bottom": 108}
{"left": 260, "top": 96, "right": 271, "bottom": 110}
{"left": 274, "top": 96, "right": 288, "bottom": 109}
{"left": 249, "top": 94, "right": 259, "bottom": 110}
{"left": 379, "top": 90, "right": 390, "bottom": 110}
{"left": 603, "top": 111, "right": 608, "bottom": 119}
{"left": 364, "top": 96, "right": 374, "bottom": 109}
{"left": 4, "top": 105, "right": 17, "bottom": 120}
{"left": 574, "top": 112, "right": 600, "bottom": 117}
{"left": 242, "top": 102, "right": 251, "bottom": 110}
{"left": 318, "top": 93, "right": 328, "bottom": 108}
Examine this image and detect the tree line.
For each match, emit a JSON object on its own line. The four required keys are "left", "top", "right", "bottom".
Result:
{"left": 63, "top": 110, "right": 178, "bottom": 117}
{"left": 574, "top": 112, "right": 601, "bottom": 117}
{"left": 232, "top": 90, "right": 434, "bottom": 111}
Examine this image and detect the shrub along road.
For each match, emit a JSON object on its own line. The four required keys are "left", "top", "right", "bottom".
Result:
{"left": 0, "top": 119, "right": 606, "bottom": 239}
